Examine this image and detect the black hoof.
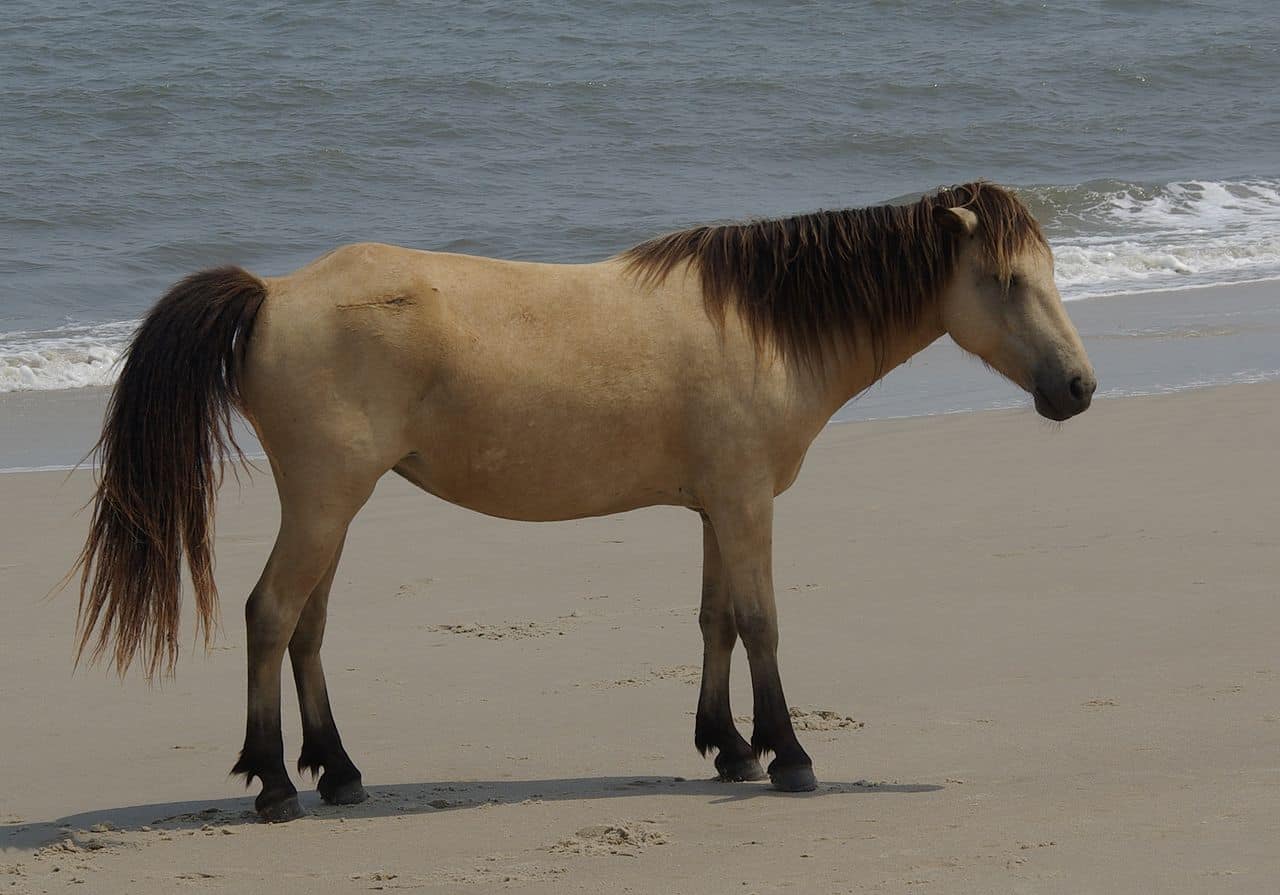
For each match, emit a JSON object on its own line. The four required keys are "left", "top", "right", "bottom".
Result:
{"left": 257, "top": 794, "right": 305, "bottom": 823}
{"left": 769, "top": 763, "right": 818, "bottom": 792}
{"left": 320, "top": 776, "right": 368, "bottom": 806}
{"left": 716, "top": 756, "right": 767, "bottom": 782}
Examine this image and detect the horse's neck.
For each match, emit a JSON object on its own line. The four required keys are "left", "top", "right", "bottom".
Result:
{"left": 811, "top": 301, "right": 946, "bottom": 421}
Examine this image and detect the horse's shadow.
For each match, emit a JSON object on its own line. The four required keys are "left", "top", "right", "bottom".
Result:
{"left": 0, "top": 775, "right": 943, "bottom": 851}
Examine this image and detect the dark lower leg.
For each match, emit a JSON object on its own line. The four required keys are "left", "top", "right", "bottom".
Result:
{"left": 693, "top": 515, "right": 761, "bottom": 781}
{"left": 289, "top": 544, "right": 365, "bottom": 805}
{"left": 709, "top": 496, "right": 815, "bottom": 791}
{"left": 741, "top": 637, "right": 815, "bottom": 792}
{"left": 232, "top": 510, "right": 352, "bottom": 821}
{"left": 696, "top": 648, "right": 760, "bottom": 781}
{"left": 292, "top": 660, "right": 364, "bottom": 804}
{"left": 232, "top": 588, "right": 305, "bottom": 821}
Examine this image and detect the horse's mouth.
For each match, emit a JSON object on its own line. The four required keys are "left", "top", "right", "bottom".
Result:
{"left": 1033, "top": 387, "right": 1074, "bottom": 422}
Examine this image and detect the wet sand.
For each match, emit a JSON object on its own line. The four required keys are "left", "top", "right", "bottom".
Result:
{"left": 2, "top": 381, "right": 1279, "bottom": 893}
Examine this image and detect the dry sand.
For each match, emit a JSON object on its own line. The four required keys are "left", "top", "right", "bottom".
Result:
{"left": 2, "top": 381, "right": 1278, "bottom": 893}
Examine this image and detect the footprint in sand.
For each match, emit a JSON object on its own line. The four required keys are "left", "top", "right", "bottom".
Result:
{"left": 34, "top": 834, "right": 119, "bottom": 857}
{"left": 732, "top": 708, "right": 864, "bottom": 731}
{"left": 651, "top": 665, "right": 700, "bottom": 684}
{"left": 787, "top": 708, "right": 865, "bottom": 731}
{"left": 424, "top": 621, "right": 565, "bottom": 640}
{"left": 394, "top": 577, "right": 435, "bottom": 598}
{"left": 152, "top": 806, "right": 230, "bottom": 826}
{"left": 548, "top": 820, "right": 668, "bottom": 857}
{"left": 438, "top": 860, "right": 569, "bottom": 885}
{"left": 594, "top": 665, "right": 700, "bottom": 688}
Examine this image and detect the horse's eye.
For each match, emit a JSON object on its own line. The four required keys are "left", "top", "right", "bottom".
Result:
{"left": 991, "top": 273, "right": 1022, "bottom": 296}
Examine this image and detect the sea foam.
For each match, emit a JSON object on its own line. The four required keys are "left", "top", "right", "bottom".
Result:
{"left": 1043, "top": 178, "right": 1280, "bottom": 297}
{"left": 0, "top": 321, "right": 133, "bottom": 393}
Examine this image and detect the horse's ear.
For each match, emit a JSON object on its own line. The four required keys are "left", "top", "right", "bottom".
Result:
{"left": 934, "top": 205, "right": 978, "bottom": 237}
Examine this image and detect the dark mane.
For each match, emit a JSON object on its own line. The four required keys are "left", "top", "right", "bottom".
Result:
{"left": 622, "top": 181, "right": 1046, "bottom": 369}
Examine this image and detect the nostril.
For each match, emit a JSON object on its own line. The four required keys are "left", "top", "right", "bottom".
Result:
{"left": 1069, "top": 376, "right": 1087, "bottom": 401}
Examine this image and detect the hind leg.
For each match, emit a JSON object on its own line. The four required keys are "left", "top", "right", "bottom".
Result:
{"left": 290, "top": 537, "right": 367, "bottom": 806}
{"left": 232, "top": 476, "right": 374, "bottom": 821}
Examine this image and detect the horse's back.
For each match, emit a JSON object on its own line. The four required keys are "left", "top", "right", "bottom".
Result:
{"left": 248, "top": 241, "right": 687, "bottom": 403}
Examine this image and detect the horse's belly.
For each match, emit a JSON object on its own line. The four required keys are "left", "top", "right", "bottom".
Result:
{"left": 393, "top": 429, "right": 691, "bottom": 522}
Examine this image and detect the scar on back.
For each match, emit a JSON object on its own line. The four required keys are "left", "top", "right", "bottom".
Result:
{"left": 336, "top": 294, "right": 414, "bottom": 311}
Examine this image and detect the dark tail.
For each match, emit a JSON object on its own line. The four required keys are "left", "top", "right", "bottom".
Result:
{"left": 72, "top": 267, "right": 267, "bottom": 679}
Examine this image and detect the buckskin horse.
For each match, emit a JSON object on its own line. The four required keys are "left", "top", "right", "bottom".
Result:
{"left": 72, "top": 182, "right": 1096, "bottom": 821}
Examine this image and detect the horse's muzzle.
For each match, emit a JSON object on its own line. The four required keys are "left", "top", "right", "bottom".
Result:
{"left": 1033, "top": 371, "right": 1096, "bottom": 421}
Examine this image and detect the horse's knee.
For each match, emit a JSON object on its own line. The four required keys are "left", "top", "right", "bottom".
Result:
{"left": 698, "top": 601, "right": 736, "bottom": 646}
{"left": 733, "top": 610, "right": 778, "bottom": 653}
{"left": 244, "top": 588, "right": 281, "bottom": 637}
{"left": 244, "top": 586, "right": 302, "bottom": 644}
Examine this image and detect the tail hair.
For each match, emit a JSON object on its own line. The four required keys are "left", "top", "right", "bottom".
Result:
{"left": 71, "top": 266, "right": 266, "bottom": 679}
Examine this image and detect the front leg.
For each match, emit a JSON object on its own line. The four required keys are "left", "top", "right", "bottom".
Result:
{"left": 706, "top": 496, "right": 816, "bottom": 792}
{"left": 694, "top": 512, "right": 765, "bottom": 782}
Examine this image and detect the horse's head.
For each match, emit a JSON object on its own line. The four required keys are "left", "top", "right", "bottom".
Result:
{"left": 934, "top": 203, "right": 1096, "bottom": 421}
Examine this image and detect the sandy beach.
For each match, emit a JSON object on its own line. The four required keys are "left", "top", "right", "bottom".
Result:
{"left": 1, "top": 379, "right": 1277, "bottom": 893}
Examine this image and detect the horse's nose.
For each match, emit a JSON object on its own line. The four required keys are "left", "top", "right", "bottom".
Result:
{"left": 1068, "top": 374, "right": 1097, "bottom": 410}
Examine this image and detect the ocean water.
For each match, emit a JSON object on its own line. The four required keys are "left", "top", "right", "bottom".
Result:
{"left": 2, "top": 0, "right": 1279, "bottom": 394}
